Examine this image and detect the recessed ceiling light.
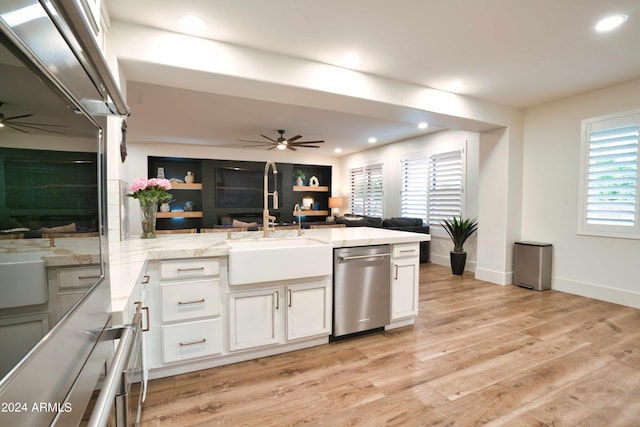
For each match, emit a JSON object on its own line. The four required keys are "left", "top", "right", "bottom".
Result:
{"left": 368, "top": 137, "right": 377, "bottom": 144}
{"left": 418, "top": 122, "right": 429, "bottom": 129}
{"left": 178, "top": 14, "right": 208, "bottom": 33}
{"left": 334, "top": 148, "right": 342, "bottom": 154}
{"left": 341, "top": 52, "right": 361, "bottom": 68}
{"left": 595, "top": 14, "right": 628, "bottom": 32}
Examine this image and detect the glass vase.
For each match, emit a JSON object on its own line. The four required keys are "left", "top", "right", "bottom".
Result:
{"left": 139, "top": 198, "right": 158, "bottom": 239}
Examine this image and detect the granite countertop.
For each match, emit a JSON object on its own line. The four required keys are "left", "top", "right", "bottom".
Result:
{"left": 1, "top": 227, "right": 430, "bottom": 323}
{"left": 109, "top": 227, "right": 430, "bottom": 320}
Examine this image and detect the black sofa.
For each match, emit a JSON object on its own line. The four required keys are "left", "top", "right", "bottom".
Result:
{"left": 332, "top": 214, "right": 430, "bottom": 263}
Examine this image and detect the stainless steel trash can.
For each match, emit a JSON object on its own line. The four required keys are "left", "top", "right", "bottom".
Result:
{"left": 514, "top": 242, "right": 552, "bottom": 291}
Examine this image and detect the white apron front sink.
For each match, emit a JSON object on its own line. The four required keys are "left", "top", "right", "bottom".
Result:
{"left": 228, "top": 237, "right": 332, "bottom": 285}
{"left": 0, "top": 252, "right": 48, "bottom": 308}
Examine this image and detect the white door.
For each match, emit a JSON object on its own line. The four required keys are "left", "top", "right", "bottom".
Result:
{"left": 287, "top": 281, "right": 331, "bottom": 341}
{"left": 229, "top": 288, "right": 280, "bottom": 351}
{"left": 391, "top": 258, "right": 419, "bottom": 320}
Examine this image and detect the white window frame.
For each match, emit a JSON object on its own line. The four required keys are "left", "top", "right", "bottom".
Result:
{"left": 400, "top": 142, "right": 466, "bottom": 237}
{"left": 348, "top": 161, "right": 384, "bottom": 217}
{"left": 578, "top": 109, "right": 640, "bottom": 239}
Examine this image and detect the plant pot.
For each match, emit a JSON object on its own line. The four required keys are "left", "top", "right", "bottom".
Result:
{"left": 450, "top": 251, "right": 467, "bottom": 275}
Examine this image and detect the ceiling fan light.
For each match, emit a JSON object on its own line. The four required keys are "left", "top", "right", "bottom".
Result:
{"left": 0, "top": 122, "right": 4, "bottom": 128}
{"left": 277, "top": 143, "right": 286, "bottom": 150}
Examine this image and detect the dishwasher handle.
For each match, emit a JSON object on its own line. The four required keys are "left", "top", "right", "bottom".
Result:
{"left": 339, "top": 253, "right": 390, "bottom": 261}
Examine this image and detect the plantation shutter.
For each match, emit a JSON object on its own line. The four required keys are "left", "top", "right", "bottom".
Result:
{"left": 428, "top": 149, "right": 463, "bottom": 228}
{"left": 349, "top": 163, "right": 383, "bottom": 217}
{"left": 400, "top": 156, "right": 429, "bottom": 223}
{"left": 586, "top": 123, "right": 638, "bottom": 227}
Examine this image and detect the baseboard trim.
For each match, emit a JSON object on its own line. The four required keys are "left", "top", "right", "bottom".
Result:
{"left": 553, "top": 277, "right": 640, "bottom": 309}
{"left": 475, "top": 268, "right": 512, "bottom": 286}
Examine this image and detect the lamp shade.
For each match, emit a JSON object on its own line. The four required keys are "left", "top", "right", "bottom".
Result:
{"left": 328, "top": 197, "right": 344, "bottom": 209}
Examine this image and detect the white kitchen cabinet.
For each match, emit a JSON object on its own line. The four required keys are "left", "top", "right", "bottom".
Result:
{"left": 48, "top": 264, "right": 101, "bottom": 326}
{"left": 229, "top": 278, "right": 331, "bottom": 351}
{"left": 145, "top": 257, "right": 224, "bottom": 368}
{"left": 229, "top": 287, "right": 280, "bottom": 351}
{"left": 0, "top": 312, "right": 48, "bottom": 377}
{"left": 286, "top": 281, "right": 331, "bottom": 341}
{"left": 391, "top": 243, "right": 419, "bottom": 320}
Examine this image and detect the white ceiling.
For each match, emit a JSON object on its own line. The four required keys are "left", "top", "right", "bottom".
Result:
{"left": 104, "top": 0, "right": 640, "bottom": 156}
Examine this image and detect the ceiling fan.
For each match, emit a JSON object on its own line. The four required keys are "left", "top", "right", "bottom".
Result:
{"left": 0, "top": 102, "right": 67, "bottom": 134}
{"left": 240, "top": 129, "right": 324, "bottom": 151}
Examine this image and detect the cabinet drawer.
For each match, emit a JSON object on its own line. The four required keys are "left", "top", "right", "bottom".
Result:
{"left": 159, "top": 258, "right": 219, "bottom": 280}
{"left": 161, "top": 279, "right": 220, "bottom": 322}
{"left": 392, "top": 243, "right": 420, "bottom": 259}
{"left": 56, "top": 266, "right": 101, "bottom": 290}
{"left": 162, "top": 318, "right": 221, "bottom": 364}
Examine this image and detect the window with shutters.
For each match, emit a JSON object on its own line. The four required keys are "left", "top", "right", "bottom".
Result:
{"left": 348, "top": 162, "right": 383, "bottom": 217}
{"left": 578, "top": 110, "right": 639, "bottom": 239}
{"left": 400, "top": 148, "right": 464, "bottom": 229}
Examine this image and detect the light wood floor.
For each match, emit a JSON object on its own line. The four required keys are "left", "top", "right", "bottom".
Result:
{"left": 139, "top": 264, "right": 640, "bottom": 426}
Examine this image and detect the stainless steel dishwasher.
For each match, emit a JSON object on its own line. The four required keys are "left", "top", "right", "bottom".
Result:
{"left": 332, "top": 245, "right": 391, "bottom": 338}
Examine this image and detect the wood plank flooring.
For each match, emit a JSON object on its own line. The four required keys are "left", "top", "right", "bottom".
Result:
{"left": 139, "top": 264, "right": 640, "bottom": 426}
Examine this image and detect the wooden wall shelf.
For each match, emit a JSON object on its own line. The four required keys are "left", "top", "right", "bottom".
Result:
{"left": 170, "top": 183, "right": 202, "bottom": 190}
{"left": 293, "top": 210, "right": 329, "bottom": 216}
{"left": 293, "top": 185, "right": 329, "bottom": 192}
{"left": 157, "top": 211, "right": 203, "bottom": 218}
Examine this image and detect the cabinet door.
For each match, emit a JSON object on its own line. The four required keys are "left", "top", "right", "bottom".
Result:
{"left": 286, "top": 281, "right": 331, "bottom": 341}
{"left": 0, "top": 313, "right": 48, "bottom": 377}
{"left": 229, "top": 288, "right": 280, "bottom": 351}
{"left": 391, "top": 258, "right": 419, "bottom": 320}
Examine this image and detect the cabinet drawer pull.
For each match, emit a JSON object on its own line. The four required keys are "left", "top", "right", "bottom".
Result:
{"left": 288, "top": 288, "right": 292, "bottom": 307}
{"left": 177, "top": 267, "right": 205, "bottom": 272}
{"left": 394, "top": 264, "right": 399, "bottom": 280}
{"left": 399, "top": 249, "right": 416, "bottom": 253}
{"left": 275, "top": 290, "right": 279, "bottom": 310}
{"left": 141, "top": 275, "right": 150, "bottom": 284}
{"left": 178, "top": 298, "right": 205, "bottom": 305}
{"left": 179, "top": 338, "right": 206, "bottom": 347}
{"left": 78, "top": 275, "right": 101, "bottom": 280}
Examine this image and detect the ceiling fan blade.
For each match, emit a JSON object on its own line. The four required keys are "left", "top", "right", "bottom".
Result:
{"left": 291, "top": 140, "right": 324, "bottom": 144}
{"left": 5, "top": 123, "right": 29, "bottom": 133}
{"left": 10, "top": 121, "right": 68, "bottom": 128}
{"left": 7, "top": 123, "right": 66, "bottom": 134}
{"left": 238, "top": 139, "right": 277, "bottom": 145}
{"left": 287, "top": 145, "right": 298, "bottom": 151}
{"left": 260, "top": 134, "right": 278, "bottom": 143}
{"left": 4, "top": 113, "right": 33, "bottom": 121}
{"left": 286, "top": 135, "right": 302, "bottom": 143}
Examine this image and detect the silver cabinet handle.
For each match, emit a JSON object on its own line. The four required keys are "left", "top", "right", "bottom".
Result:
{"left": 399, "top": 249, "right": 417, "bottom": 253}
{"left": 394, "top": 264, "right": 399, "bottom": 280}
{"left": 275, "top": 290, "right": 279, "bottom": 310}
{"left": 340, "top": 253, "right": 390, "bottom": 261}
{"left": 178, "top": 299, "right": 205, "bottom": 305}
{"left": 78, "top": 275, "right": 101, "bottom": 280}
{"left": 179, "top": 338, "right": 206, "bottom": 347}
{"left": 288, "top": 288, "right": 292, "bottom": 307}
{"left": 141, "top": 275, "right": 150, "bottom": 284}
{"left": 177, "top": 267, "right": 205, "bottom": 272}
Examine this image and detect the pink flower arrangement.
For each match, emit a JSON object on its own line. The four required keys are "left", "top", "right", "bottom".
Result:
{"left": 127, "top": 177, "right": 173, "bottom": 202}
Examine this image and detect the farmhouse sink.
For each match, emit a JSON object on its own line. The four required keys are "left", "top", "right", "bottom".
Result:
{"left": 228, "top": 237, "right": 332, "bottom": 285}
{"left": 0, "top": 252, "right": 48, "bottom": 308}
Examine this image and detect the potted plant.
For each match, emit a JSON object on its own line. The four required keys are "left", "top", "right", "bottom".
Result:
{"left": 442, "top": 216, "right": 478, "bottom": 275}
{"left": 293, "top": 169, "right": 306, "bottom": 186}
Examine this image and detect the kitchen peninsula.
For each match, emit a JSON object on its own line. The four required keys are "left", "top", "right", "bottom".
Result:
{"left": 109, "top": 227, "right": 430, "bottom": 379}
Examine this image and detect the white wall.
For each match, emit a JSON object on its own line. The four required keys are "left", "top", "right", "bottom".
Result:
{"left": 522, "top": 79, "right": 640, "bottom": 308}
{"left": 338, "top": 130, "right": 480, "bottom": 271}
